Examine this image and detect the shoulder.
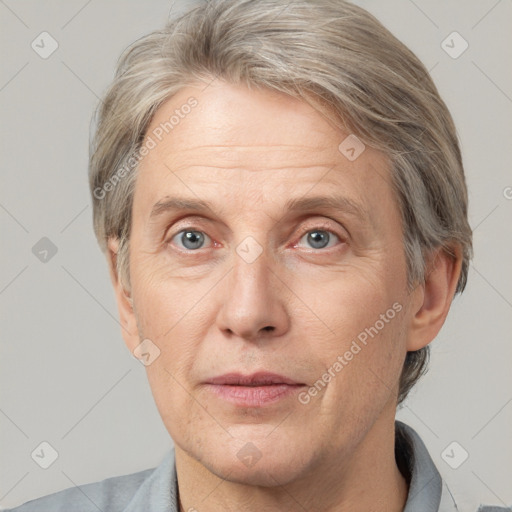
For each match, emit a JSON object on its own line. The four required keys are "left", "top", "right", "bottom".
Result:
{"left": 395, "top": 421, "right": 511, "bottom": 512}
{"left": 4, "top": 465, "right": 156, "bottom": 512}
{"left": 476, "top": 508, "right": 512, "bottom": 512}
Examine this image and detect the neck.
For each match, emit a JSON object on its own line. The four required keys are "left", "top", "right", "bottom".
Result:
{"left": 175, "top": 411, "right": 408, "bottom": 512}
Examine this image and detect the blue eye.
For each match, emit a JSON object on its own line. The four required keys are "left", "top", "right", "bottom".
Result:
{"left": 172, "top": 230, "right": 211, "bottom": 250}
{"left": 168, "top": 227, "right": 343, "bottom": 253}
{"left": 299, "top": 230, "right": 340, "bottom": 250}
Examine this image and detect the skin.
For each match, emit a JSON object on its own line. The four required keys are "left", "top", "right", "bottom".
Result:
{"left": 107, "top": 80, "right": 462, "bottom": 512}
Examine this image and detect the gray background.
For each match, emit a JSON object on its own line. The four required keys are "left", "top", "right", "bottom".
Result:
{"left": 1, "top": 0, "right": 511, "bottom": 510}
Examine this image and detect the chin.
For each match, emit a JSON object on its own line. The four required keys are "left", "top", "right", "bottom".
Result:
{"left": 196, "top": 438, "right": 314, "bottom": 488}
{"left": 209, "top": 456, "right": 307, "bottom": 488}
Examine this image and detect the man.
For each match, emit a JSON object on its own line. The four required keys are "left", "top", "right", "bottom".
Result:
{"left": 7, "top": 0, "right": 510, "bottom": 511}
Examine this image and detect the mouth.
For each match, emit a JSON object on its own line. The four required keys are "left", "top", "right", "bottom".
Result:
{"left": 204, "top": 372, "right": 306, "bottom": 407}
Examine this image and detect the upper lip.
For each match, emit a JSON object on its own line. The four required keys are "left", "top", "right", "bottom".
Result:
{"left": 205, "top": 372, "right": 304, "bottom": 386}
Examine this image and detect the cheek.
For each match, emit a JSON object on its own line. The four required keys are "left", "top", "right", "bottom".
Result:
{"left": 130, "top": 267, "right": 205, "bottom": 384}
{"left": 325, "top": 305, "right": 407, "bottom": 412}
{"left": 296, "top": 266, "right": 407, "bottom": 397}
{"left": 145, "top": 346, "right": 229, "bottom": 453}
{"left": 131, "top": 262, "right": 197, "bottom": 337}
{"left": 293, "top": 264, "right": 397, "bottom": 343}
{"left": 145, "top": 363, "right": 192, "bottom": 441}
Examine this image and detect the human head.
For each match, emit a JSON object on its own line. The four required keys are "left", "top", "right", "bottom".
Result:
{"left": 89, "top": 0, "right": 471, "bottom": 432}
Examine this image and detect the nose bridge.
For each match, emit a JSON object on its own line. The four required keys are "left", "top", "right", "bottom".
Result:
{"left": 232, "top": 236, "right": 270, "bottom": 298}
{"left": 216, "top": 233, "right": 288, "bottom": 340}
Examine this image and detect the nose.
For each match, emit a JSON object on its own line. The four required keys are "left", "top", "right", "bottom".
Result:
{"left": 216, "top": 244, "right": 290, "bottom": 342}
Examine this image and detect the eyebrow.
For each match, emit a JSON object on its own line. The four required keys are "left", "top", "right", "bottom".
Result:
{"left": 149, "top": 194, "right": 370, "bottom": 222}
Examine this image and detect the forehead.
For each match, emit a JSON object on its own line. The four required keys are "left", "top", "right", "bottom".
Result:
{"left": 135, "top": 81, "right": 396, "bottom": 226}
{"left": 145, "top": 82, "right": 345, "bottom": 166}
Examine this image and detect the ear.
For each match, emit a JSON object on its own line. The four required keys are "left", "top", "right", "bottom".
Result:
{"left": 406, "top": 245, "right": 463, "bottom": 351}
{"left": 106, "top": 238, "right": 140, "bottom": 353}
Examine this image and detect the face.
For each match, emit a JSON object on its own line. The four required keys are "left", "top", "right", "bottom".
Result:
{"left": 117, "top": 81, "right": 421, "bottom": 486}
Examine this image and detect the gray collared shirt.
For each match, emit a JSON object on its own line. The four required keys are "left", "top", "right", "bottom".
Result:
{"left": 6, "top": 421, "right": 510, "bottom": 512}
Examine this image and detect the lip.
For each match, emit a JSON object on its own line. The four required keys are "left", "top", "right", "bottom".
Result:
{"left": 205, "top": 372, "right": 303, "bottom": 386}
{"left": 204, "top": 372, "right": 306, "bottom": 407}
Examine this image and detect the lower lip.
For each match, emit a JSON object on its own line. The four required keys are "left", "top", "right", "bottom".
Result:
{"left": 205, "top": 383, "right": 304, "bottom": 407}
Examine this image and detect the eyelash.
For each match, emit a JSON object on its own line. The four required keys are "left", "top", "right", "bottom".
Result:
{"left": 166, "top": 222, "right": 346, "bottom": 253}
{"left": 292, "top": 224, "right": 346, "bottom": 252}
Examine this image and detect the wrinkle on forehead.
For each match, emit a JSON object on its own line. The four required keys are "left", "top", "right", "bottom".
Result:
{"left": 141, "top": 137, "right": 342, "bottom": 175}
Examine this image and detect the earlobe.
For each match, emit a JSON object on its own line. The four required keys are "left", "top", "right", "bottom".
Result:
{"left": 106, "top": 238, "right": 139, "bottom": 352}
{"left": 406, "top": 245, "right": 463, "bottom": 352}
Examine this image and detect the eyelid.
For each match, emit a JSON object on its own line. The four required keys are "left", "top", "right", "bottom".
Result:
{"left": 166, "top": 225, "right": 215, "bottom": 250}
{"left": 163, "top": 215, "right": 215, "bottom": 243}
{"left": 294, "top": 215, "right": 349, "bottom": 237}
{"left": 291, "top": 221, "right": 348, "bottom": 248}
{"left": 165, "top": 218, "right": 347, "bottom": 253}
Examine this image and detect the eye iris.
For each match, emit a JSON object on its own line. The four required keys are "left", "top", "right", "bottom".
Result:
{"left": 177, "top": 230, "right": 333, "bottom": 251}
{"left": 182, "top": 231, "right": 204, "bottom": 250}
{"left": 308, "top": 230, "right": 329, "bottom": 249}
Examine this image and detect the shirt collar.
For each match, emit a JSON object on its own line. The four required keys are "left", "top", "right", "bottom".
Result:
{"left": 122, "top": 448, "right": 177, "bottom": 512}
{"left": 122, "top": 420, "right": 457, "bottom": 512}
{"left": 397, "top": 420, "right": 458, "bottom": 511}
